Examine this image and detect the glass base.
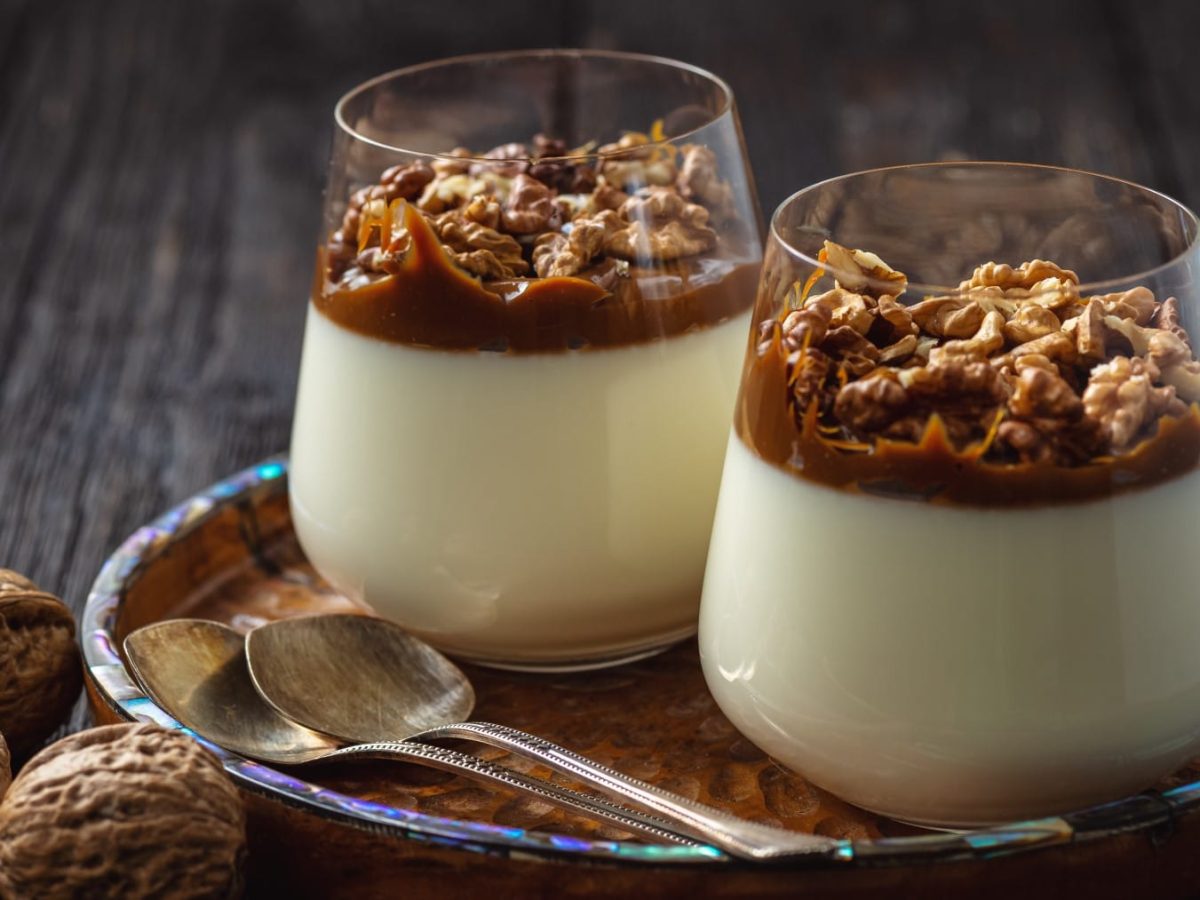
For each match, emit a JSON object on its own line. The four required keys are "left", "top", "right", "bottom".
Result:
{"left": 449, "top": 626, "right": 696, "bottom": 673}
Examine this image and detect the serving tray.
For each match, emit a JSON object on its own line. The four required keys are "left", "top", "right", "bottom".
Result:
{"left": 81, "top": 460, "right": 1200, "bottom": 898}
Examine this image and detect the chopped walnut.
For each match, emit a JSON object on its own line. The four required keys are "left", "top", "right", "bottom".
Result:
{"left": 417, "top": 172, "right": 512, "bottom": 214}
{"left": 598, "top": 134, "right": 677, "bottom": 190}
{"left": 381, "top": 161, "right": 436, "bottom": 203}
{"left": 962, "top": 259, "right": 1079, "bottom": 291}
{"left": 1003, "top": 304, "right": 1060, "bottom": 344}
{"left": 531, "top": 210, "right": 622, "bottom": 278}
{"left": 1007, "top": 276, "right": 1079, "bottom": 311}
{"left": 931, "top": 310, "right": 1006, "bottom": 361}
{"left": 878, "top": 333, "right": 919, "bottom": 364}
{"left": 1091, "top": 286, "right": 1158, "bottom": 326}
{"left": 501, "top": 173, "right": 555, "bottom": 234}
{"left": 822, "top": 325, "right": 881, "bottom": 364}
{"left": 1009, "top": 366, "right": 1084, "bottom": 420}
{"left": 1162, "top": 361, "right": 1200, "bottom": 404}
{"left": 432, "top": 147, "right": 473, "bottom": 177}
{"left": 1083, "top": 356, "right": 1182, "bottom": 451}
{"left": 834, "top": 371, "right": 910, "bottom": 433}
{"left": 677, "top": 144, "right": 734, "bottom": 218}
{"left": 778, "top": 303, "right": 832, "bottom": 351}
{"left": 526, "top": 134, "right": 598, "bottom": 193}
{"left": 1156, "top": 297, "right": 1191, "bottom": 347}
{"left": 593, "top": 182, "right": 629, "bottom": 211}
{"left": 808, "top": 288, "right": 875, "bottom": 335}
{"left": 1103, "top": 315, "right": 1192, "bottom": 368}
{"left": 790, "top": 347, "right": 834, "bottom": 415}
{"left": 432, "top": 208, "right": 529, "bottom": 279}
{"left": 907, "top": 297, "right": 985, "bottom": 339}
{"left": 993, "top": 331, "right": 1078, "bottom": 370}
{"left": 876, "top": 295, "right": 919, "bottom": 338}
{"left": 462, "top": 195, "right": 502, "bottom": 230}
{"left": 469, "top": 142, "right": 529, "bottom": 177}
{"left": 605, "top": 188, "right": 717, "bottom": 262}
{"left": 1063, "top": 298, "right": 1106, "bottom": 360}
{"left": 822, "top": 241, "right": 907, "bottom": 298}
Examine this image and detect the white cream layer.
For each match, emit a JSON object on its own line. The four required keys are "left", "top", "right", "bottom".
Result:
{"left": 700, "top": 432, "right": 1200, "bottom": 826}
{"left": 290, "top": 305, "right": 750, "bottom": 665}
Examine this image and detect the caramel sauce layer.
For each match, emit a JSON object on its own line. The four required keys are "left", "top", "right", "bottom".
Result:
{"left": 736, "top": 334, "right": 1200, "bottom": 507}
{"left": 314, "top": 205, "right": 758, "bottom": 353}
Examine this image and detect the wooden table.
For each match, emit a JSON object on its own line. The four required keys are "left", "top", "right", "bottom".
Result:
{"left": 2, "top": 0, "right": 1198, "bottom": 852}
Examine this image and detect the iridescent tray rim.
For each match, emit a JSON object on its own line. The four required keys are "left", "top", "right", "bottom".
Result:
{"left": 79, "top": 457, "right": 1200, "bottom": 870}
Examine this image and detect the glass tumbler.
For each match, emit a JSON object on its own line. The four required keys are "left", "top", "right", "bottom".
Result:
{"left": 290, "top": 51, "right": 762, "bottom": 671}
{"left": 699, "top": 163, "right": 1200, "bottom": 826}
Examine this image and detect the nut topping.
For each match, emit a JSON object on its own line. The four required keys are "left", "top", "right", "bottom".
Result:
{"left": 754, "top": 241, "right": 1200, "bottom": 467}
{"left": 325, "top": 129, "right": 737, "bottom": 287}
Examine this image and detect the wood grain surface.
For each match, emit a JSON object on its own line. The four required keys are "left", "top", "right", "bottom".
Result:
{"left": 0, "top": 0, "right": 1196, "bottom": 760}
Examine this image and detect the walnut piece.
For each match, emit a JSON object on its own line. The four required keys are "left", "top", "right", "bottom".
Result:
{"left": 0, "top": 723, "right": 246, "bottom": 900}
{"left": 1083, "top": 356, "right": 1181, "bottom": 451}
{"left": 605, "top": 187, "right": 717, "bottom": 262}
{"left": 822, "top": 241, "right": 907, "bottom": 297}
{"left": 501, "top": 173, "right": 555, "bottom": 234}
{"left": 532, "top": 210, "right": 622, "bottom": 278}
{"left": 432, "top": 208, "right": 529, "bottom": 278}
{"left": 790, "top": 347, "right": 834, "bottom": 415}
{"left": 1091, "top": 286, "right": 1158, "bottom": 325}
{"left": 0, "top": 570, "right": 81, "bottom": 762}
{"left": 907, "top": 297, "right": 985, "bottom": 339}
{"left": 962, "top": 259, "right": 1079, "bottom": 290}
{"left": 1157, "top": 297, "right": 1190, "bottom": 347}
{"left": 676, "top": 144, "right": 734, "bottom": 218}
{"left": 597, "top": 133, "right": 677, "bottom": 190}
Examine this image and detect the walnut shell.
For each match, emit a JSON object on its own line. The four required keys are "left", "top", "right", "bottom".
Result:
{"left": 0, "top": 731, "right": 9, "bottom": 800}
{"left": 0, "top": 723, "right": 246, "bottom": 899}
{"left": 0, "top": 569, "right": 82, "bottom": 761}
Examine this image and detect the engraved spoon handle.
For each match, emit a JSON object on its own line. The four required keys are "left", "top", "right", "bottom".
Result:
{"left": 408, "top": 722, "right": 841, "bottom": 861}
{"left": 322, "top": 740, "right": 701, "bottom": 847}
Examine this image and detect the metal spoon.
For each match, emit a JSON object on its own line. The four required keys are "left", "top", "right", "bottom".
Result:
{"left": 245, "top": 614, "right": 841, "bottom": 861}
{"left": 123, "top": 619, "right": 699, "bottom": 846}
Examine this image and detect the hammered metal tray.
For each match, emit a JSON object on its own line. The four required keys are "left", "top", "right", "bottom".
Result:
{"left": 81, "top": 460, "right": 1200, "bottom": 897}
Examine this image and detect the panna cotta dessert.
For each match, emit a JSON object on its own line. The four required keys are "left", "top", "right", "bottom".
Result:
{"left": 292, "top": 118, "right": 759, "bottom": 669}
{"left": 700, "top": 222, "right": 1200, "bottom": 825}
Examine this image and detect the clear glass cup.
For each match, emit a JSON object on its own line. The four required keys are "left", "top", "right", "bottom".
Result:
{"left": 699, "top": 162, "right": 1200, "bottom": 826}
{"left": 290, "top": 50, "right": 762, "bottom": 671}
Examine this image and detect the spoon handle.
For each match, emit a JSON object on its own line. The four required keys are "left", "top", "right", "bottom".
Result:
{"left": 321, "top": 740, "right": 703, "bottom": 848}
{"left": 408, "top": 722, "right": 842, "bottom": 861}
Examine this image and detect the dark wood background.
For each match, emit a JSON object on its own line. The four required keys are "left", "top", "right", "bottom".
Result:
{"left": 0, "top": 0, "right": 1196, "bottom": 741}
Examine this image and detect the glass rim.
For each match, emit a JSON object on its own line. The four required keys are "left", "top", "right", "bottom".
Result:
{"left": 769, "top": 161, "right": 1200, "bottom": 297}
{"left": 333, "top": 48, "right": 735, "bottom": 164}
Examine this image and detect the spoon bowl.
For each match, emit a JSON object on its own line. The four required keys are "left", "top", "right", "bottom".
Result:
{"left": 245, "top": 614, "right": 474, "bottom": 745}
{"left": 124, "top": 618, "right": 340, "bottom": 765}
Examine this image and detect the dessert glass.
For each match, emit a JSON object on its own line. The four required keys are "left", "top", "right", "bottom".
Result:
{"left": 290, "top": 51, "right": 761, "bottom": 671}
{"left": 698, "top": 163, "right": 1200, "bottom": 827}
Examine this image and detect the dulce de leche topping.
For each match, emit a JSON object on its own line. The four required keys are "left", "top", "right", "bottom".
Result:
{"left": 738, "top": 242, "right": 1200, "bottom": 506}
{"left": 314, "top": 132, "right": 757, "bottom": 353}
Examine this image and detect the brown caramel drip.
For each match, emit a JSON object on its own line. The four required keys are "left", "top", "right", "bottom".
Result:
{"left": 736, "top": 334, "right": 1200, "bottom": 507}
{"left": 313, "top": 204, "right": 758, "bottom": 353}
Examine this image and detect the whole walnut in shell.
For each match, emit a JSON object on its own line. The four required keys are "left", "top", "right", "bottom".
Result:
{"left": 0, "top": 568, "right": 82, "bottom": 761}
{"left": 0, "top": 723, "right": 246, "bottom": 899}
